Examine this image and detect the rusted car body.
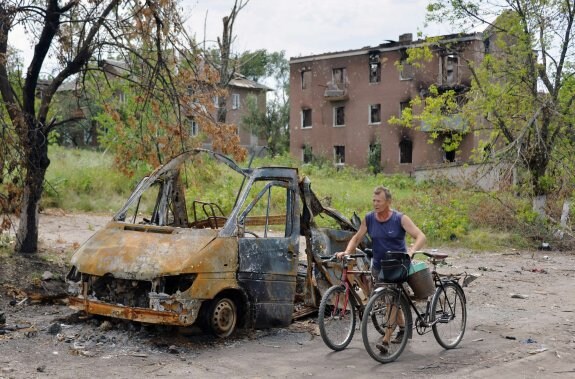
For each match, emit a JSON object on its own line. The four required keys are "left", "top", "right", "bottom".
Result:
{"left": 66, "top": 149, "right": 369, "bottom": 336}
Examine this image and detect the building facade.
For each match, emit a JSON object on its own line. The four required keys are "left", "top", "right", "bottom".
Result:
{"left": 224, "top": 74, "right": 270, "bottom": 148}
{"left": 289, "top": 32, "right": 489, "bottom": 173}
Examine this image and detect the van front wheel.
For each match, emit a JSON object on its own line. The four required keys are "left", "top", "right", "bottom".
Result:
{"left": 206, "top": 296, "right": 237, "bottom": 338}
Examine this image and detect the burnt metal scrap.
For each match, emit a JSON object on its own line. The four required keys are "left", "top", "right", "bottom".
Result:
{"left": 66, "top": 148, "right": 370, "bottom": 337}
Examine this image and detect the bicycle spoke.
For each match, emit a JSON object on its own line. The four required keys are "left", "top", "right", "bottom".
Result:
{"left": 431, "top": 282, "right": 466, "bottom": 349}
{"left": 362, "top": 288, "right": 410, "bottom": 363}
{"left": 318, "top": 285, "right": 357, "bottom": 351}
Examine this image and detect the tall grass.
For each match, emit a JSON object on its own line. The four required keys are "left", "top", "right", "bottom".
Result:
{"left": 42, "top": 147, "right": 535, "bottom": 251}
{"left": 44, "top": 146, "right": 149, "bottom": 213}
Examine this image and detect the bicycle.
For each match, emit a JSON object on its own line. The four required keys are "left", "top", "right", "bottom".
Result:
{"left": 361, "top": 250, "right": 467, "bottom": 363}
{"left": 317, "top": 253, "right": 372, "bottom": 351}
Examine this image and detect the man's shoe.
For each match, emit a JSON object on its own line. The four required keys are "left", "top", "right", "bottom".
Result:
{"left": 391, "top": 328, "right": 405, "bottom": 344}
{"left": 376, "top": 340, "right": 389, "bottom": 354}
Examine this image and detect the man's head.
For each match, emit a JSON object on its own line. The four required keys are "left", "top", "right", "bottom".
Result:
{"left": 373, "top": 186, "right": 392, "bottom": 201}
{"left": 372, "top": 186, "right": 392, "bottom": 212}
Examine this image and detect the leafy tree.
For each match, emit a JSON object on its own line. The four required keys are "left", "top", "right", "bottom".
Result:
{"left": 395, "top": 1, "right": 575, "bottom": 215}
{"left": 0, "top": 0, "right": 243, "bottom": 254}
{"left": 237, "top": 49, "right": 268, "bottom": 81}
{"left": 240, "top": 50, "right": 290, "bottom": 155}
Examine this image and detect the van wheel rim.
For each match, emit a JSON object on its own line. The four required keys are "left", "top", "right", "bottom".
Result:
{"left": 211, "top": 298, "right": 236, "bottom": 337}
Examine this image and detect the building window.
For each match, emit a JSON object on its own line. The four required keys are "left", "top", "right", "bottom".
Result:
{"left": 118, "top": 91, "right": 126, "bottom": 104}
{"left": 400, "top": 100, "right": 410, "bottom": 116}
{"left": 444, "top": 149, "right": 456, "bottom": 162}
{"left": 302, "top": 145, "right": 313, "bottom": 163}
{"left": 332, "top": 67, "right": 347, "bottom": 86}
{"left": 369, "top": 53, "right": 381, "bottom": 83}
{"left": 442, "top": 54, "right": 459, "bottom": 85}
{"left": 334, "top": 145, "right": 345, "bottom": 164}
{"left": 232, "top": 93, "right": 240, "bottom": 110}
{"left": 368, "top": 143, "right": 382, "bottom": 172}
{"left": 399, "top": 139, "right": 413, "bottom": 164}
{"left": 334, "top": 106, "right": 345, "bottom": 127}
{"left": 213, "top": 96, "right": 220, "bottom": 108}
{"left": 188, "top": 117, "right": 199, "bottom": 137}
{"left": 483, "top": 38, "right": 490, "bottom": 54}
{"left": 301, "top": 69, "right": 311, "bottom": 90}
{"left": 369, "top": 104, "right": 381, "bottom": 124}
{"left": 399, "top": 49, "right": 414, "bottom": 80}
{"left": 302, "top": 108, "right": 312, "bottom": 128}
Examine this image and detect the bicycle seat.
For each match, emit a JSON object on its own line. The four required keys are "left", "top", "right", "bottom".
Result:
{"left": 421, "top": 251, "right": 448, "bottom": 260}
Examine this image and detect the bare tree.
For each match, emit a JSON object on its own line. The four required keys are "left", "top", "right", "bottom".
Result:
{"left": 216, "top": 0, "right": 249, "bottom": 123}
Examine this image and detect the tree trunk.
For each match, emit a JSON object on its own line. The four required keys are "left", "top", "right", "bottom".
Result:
{"left": 15, "top": 129, "right": 50, "bottom": 254}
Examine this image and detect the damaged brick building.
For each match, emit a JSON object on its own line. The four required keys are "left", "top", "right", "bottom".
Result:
{"left": 289, "top": 32, "right": 492, "bottom": 173}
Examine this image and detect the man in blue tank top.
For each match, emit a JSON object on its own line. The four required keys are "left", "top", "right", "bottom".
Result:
{"left": 335, "top": 185, "right": 426, "bottom": 352}
{"left": 336, "top": 185, "right": 426, "bottom": 273}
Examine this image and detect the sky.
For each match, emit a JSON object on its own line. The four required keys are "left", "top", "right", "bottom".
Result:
{"left": 8, "top": 0, "right": 456, "bottom": 74}
{"left": 184, "top": 0, "right": 453, "bottom": 59}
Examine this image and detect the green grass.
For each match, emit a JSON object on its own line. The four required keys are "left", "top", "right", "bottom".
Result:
{"left": 44, "top": 146, "right": 148, "bottom": 212}
{"left": 41, "top": 147, "right": 538, "bottom": 251}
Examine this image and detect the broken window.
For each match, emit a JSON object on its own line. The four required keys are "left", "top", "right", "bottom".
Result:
{"left": 118, "top": 172, "right": 188, "bottom": 227}
{"left": 334, "top": 106, "right": 345, "bottom": 126}
{"left": 400, "top": 100, "right": 410, "bottom": 116}
{"left": 369, "top": 104, "right": 381, "bottom": 124}
{"left": 303, "top": 145, "right": 313, "bottom": 163}
{"left": 444, "top": 148, "right": 456, "bottom": 162}
{"left": 232, "top": 93, "right": 240, "bottom": 110}
{"left": 442, "top": 54, "right": 459, "bottom": 85}
{"left": 369, "top": 143, "right": 381, "bottom": 170}
{"left": 302, "top": 108, "right": 312, "bottom": 128}
{"left": 334, "top": 145, "right": 345, "bottom": 164}
{"left": 399, "top": 49, "right": 414, "bottom": 80}
{"left": 332, "top": 68, "right": 347, "bottom": 86}
{"left": 301, "top": 69, "right": 311, "bottom": 90}
{"left": 369, "top": 53, "right": 381, "bottom": 83}
{"left": 237, "top": 180, "right": 292, "bottom": 238}
{"left": 399, "top": 139, "right": 413, "bottom": 164}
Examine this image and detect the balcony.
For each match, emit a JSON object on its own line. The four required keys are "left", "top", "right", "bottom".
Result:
{"left": 324, "top": 81, "right": 348, "bottom": 101}
{"left": 420, "top": 114, "right": 466, "bottom": 132}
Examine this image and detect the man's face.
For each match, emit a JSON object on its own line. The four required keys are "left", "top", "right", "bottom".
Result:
{"left": 372, "top": 192, "right": 389, "bottom": 212}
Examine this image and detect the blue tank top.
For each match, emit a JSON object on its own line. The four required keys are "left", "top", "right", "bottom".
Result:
{"left": 366, "top": 210, "right": 407, "bottom": 269}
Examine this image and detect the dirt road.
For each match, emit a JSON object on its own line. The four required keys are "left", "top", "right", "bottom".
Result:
{"left": 1, "top": 212, "right": 575, "bottom": 378}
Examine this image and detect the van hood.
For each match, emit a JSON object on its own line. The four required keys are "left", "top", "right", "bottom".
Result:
{"left": 70, "top": 222, "right": 219, "bottom": 280}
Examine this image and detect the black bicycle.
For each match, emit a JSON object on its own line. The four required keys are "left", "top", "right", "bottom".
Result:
{"left": 361, "top": 251, "right": 467, "bottom": 363}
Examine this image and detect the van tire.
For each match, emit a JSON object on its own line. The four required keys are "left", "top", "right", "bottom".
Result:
{"left": 205, "top": 296, "right": 238, "bottom": 338}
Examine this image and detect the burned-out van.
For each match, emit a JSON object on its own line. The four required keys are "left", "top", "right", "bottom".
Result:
{"left": 66, "top": 149, "right": 367, "bottom": 337}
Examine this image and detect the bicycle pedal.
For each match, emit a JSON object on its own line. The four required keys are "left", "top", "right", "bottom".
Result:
{"left": 438, "top": 314, "right": 452, "bottom": 323}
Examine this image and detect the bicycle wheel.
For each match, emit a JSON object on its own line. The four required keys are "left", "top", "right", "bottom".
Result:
{"left": 318, "top": 285, "right": 357, "bottom": 351}
{"left": 361, "top": 287, "right": 411, "bottom": 363}
{"left": 431, "top": 282, "right": 467, "bottom": 349}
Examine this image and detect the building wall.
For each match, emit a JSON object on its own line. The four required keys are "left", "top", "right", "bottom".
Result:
{"left": 289, "top": 34, "right": 486, "bottom": 174}
{"left": 225, "top": 86, "right": 267, "bottom": 147}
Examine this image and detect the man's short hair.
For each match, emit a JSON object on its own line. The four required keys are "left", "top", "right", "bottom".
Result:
{"left": 373, "top": 186, "right": 392, "bottom": 200}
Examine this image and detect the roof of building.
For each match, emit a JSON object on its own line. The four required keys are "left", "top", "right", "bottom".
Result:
{"left": 289, "top": 32, "right": 484, "bottom": 64}
{"left": 229, "top": 73, "right": 272, "bottom": 91}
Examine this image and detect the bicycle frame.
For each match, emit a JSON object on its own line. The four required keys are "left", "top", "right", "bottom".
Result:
{"left": 322, "top": 255, "right": 371, "bottom": 318}
{"left": 394, "top": 256, "right": 467, "bottom": 335}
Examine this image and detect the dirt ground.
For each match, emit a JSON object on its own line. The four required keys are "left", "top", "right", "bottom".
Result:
{"left": 1, "top": 211, "right": 575, "bottom": 378}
